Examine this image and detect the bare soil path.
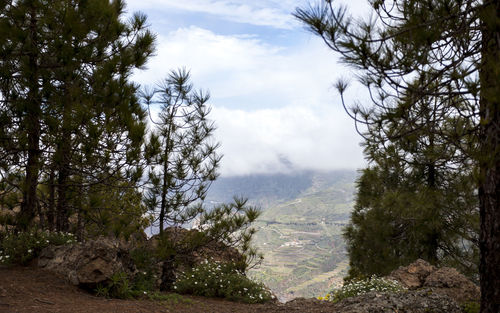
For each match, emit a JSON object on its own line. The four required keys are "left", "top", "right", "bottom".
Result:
{"left": 0, "top": 266, "right": 337, "bottom": 313}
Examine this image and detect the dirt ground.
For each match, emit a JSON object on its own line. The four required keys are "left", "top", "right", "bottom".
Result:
{"left": 0, "top": 266, "right": 338, "bottom": 313}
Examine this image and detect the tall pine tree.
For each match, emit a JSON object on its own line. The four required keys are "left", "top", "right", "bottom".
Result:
{"left": 143, "top": 69, "right": 221, "bottom": 234}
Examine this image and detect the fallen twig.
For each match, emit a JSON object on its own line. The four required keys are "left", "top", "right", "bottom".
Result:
{"left": 35, "top": 298, "right": 55, "bottom": 305}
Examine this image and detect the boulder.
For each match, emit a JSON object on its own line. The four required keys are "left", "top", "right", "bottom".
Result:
{"left": 38, "top": 237, "right": 136, "bottom": 288}
{"left": 388, "top": 259, "right": 436, "bottom": 289}
{"left": 387, "top": 259, "right": 480, "bottom": 304}
{"left": 424, "top": 267, "right": 480, "bottom": 303}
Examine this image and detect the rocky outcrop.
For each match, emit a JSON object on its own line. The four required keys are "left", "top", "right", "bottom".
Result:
{"left": 285, "top": 289, "right": 463, "bottom": 313}
{"left": 292, "top": 259, "right": 480, "bottom": 312}
{"left": 38, "top": 237, "right": 136, "bottom": 288}
{"left": 388, "top": 259, "right": 480, "bottom": 304}
{"left": 388, "top": 259, "right": 436, "bottom": 289}
{"left": 329, "top": 289, "right": 463, "bottom": 313}
{"left": 36, "top": 228, "right": 244, "bottom": 292}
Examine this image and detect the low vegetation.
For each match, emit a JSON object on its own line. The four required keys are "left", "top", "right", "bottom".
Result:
{"left": 174, "top": 259, "right": 274, "bottom": 303}
{"left": 317, "top": 276, "right": 407, "bottom": 303}
{"left": 0, "top": 230, "right": 76, "bottom": 265}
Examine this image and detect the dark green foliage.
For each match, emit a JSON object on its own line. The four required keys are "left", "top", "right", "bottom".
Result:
{"left": 129, "top": 246, "right": 158, "bottom": 292}
{"left": 200, "top": 197, "right": 263, "bottom": 270}
{"left": 344, "top": 90, "right": 480, "bottom": 278}
{"left": 83, "top": 180, "right": 150, "bottom": 240}
{"left": 0, "top": 0, "right": 155, "bottom": 234}
{"left": 143, "top": 69, "right": 221, "bottom": 234}
{"left": 151, "top": 197, "right": 263, "bottom": 271}
{"left": 344, "top": 164, "right": 479, "bottom": 280}
{"left": 95, "top": 272, "right": 134, "bottom": 299}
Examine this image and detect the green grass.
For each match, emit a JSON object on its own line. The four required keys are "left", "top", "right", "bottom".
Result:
{"left": 148, "top": 292, "right": 193, "bottom": 304}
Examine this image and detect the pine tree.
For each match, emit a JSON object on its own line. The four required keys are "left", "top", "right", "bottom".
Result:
{"left": 0, "top": 0, "right": 155, "bottom": 232}
{"left": 342, "top": 88, "right": 479, "bottom": 279}
{"left": 0, "top": 0, "right": 47, "bottom": 229}
{"left": 295, "top": 1, "right": 499, "bottom": 311}
{"left": 143, "top": 69, "right": 221, "bottom": 234}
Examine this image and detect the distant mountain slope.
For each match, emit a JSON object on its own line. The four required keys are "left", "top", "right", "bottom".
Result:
{"left": 206, "top": 170, "right": 356, "bottom": 207}
{"left": 206, "top": 170, "right": 358, "bottom": 302}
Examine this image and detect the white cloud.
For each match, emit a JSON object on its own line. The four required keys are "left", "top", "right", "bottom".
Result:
{"left": 134, "top": 26, "right": 347, "bottom": 107}
{"left": 126, "top": 0, "right": 298, "bottom": 29}
{"left": 212, "top": 106, "right": 364, "bottom": 176}
{"left": 126, "top": 0, "right": 373, "bottom": 30}
{"left": 132, "top": 27, "right": 366, "bottom": 176}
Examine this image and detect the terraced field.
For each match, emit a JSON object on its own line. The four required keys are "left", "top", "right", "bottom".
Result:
{"left": 207, "top": 170, "right": 357, "bottom": 302}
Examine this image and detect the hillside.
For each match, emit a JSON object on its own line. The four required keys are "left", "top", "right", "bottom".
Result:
{"left": 206, "top": 170, "right": 357, "bottom": 302}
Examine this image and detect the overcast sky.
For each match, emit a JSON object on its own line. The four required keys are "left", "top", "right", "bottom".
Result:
{"left": 126, "top": 0, "right": 369, "bottom": 176}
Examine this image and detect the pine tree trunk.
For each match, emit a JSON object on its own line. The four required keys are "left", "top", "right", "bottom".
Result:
{"left": 56, "top": 94, "right": 72, "bottom": 232}
{"left": 159, "top": 111, "right": 175, "bottom": 235}
{"left": 21, "top": 110, "right": 40, "bottom": 229}
{"left": 159, "top": 156, "right": 168, "bottom": 235}
{"left": 479, "top": 1, "right": 500, "bottom": 311}
{"left": 19, "top": 6, "right": 41, "bottom": 230}
{"left": 47, "top": 170, "right": 56, "bottom": 231}
{"left": 56, "top": 166, "right": 69, "bottom": 232}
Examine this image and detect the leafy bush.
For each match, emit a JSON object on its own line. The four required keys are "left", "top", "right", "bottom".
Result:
{"left": 318, "top": 276, "right": 407, "bottom": 303}
{"left": 174, "top": 259, "right": 274, "bottom": 303}
{"left": 0, "top": 230, "right": 76, "bottom": 265}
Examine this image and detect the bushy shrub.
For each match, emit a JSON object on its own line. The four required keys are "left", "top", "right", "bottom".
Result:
{"left": 174, "top": 259, "right": 274, "bottom": 303}
{"left": 95, "top": 272, "right": 134, "bottom": 299}
{"left": 318, "top": 276, "right": 407, "bottom": 303}
{"left": 95, "top": 271, "right": 193, "bottom": 303}
{"left": 129, "top": 247, "right": 158, "bottom": 292}
{"left": 0, "top": 230, "right": 76, "bottom": 265}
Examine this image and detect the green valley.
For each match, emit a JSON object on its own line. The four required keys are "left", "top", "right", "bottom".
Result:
{"left": 206, "top": 170, "right": 357, "bottom": 301}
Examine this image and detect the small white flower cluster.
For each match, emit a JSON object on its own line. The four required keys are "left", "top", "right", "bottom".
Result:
{"left": 321, "top": 275, "right": 407, "bottom": 302}
{"left": 0, "top": 230, "right": 77, "bottom": 264}
{"left": 0, "top": 253, "right": 10, "bottom": 264}
{"left": 172, "top": 258, "right": 273, "bottom": 303}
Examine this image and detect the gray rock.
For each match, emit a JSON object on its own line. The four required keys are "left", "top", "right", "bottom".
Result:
{"left": 38, "top": 237, "right": 136, "bottom": 288}
{"left": 332, "top": 289, "right": 463, "bottom": 313}
{"left": 388, "top": 259, "right": 436, "bottom": 289}
{"left": 387, "top": 259, "right": 480, "bottom": 304}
